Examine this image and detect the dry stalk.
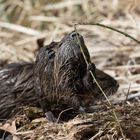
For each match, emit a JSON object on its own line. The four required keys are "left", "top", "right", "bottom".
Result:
{"left": 56, "top": 108, "right": 73, "bottom": 123}
{"left": 123, "top": 84, "right": 131, "bottom": 106}
{"left": 89, "top": 130, "right": 104, "bottom": 140}
{"left": 76, "top": 22, "right": 140, "bottom": 45}
{"left": 0, "top": 21, "right": 41, "bottom": 36}
{"left": 74, "top": 25, "right": 126, "bottom": 139}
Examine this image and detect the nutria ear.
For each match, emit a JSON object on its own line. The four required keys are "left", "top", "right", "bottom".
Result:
{"left": 0, "top": 59, "right": 8, "bottom": 67}
{"left": 36, "top": 38, "right": 45, "bottom": 49}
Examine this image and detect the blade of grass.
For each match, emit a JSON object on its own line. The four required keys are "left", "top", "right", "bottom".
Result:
{"left": 76, "top": 22, "right": 140, "bottom": 45}
{"left": 0, "top": 21, "right": 41, "bottom": 36}
{"left": 74, "top": 25, "right": 125, "bottom": 139}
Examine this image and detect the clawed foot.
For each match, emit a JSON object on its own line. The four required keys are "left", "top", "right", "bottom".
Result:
{"left": 78, "top": 106, "right": 86, "bottom": 114}
{"left": 45, "top": 111, "right": 56, "bottom": 122}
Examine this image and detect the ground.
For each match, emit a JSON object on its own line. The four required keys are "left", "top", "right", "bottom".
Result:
{"left": 0, "top": 0, "right": 140, "bottom": 139}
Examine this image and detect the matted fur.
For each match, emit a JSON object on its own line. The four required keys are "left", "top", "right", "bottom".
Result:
{"left": 0, "top": 31, "right": 119, "bottom": 121}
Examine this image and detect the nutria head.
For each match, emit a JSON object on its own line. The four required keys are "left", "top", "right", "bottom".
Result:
{"left": 52, "top": 31, "right": 94, "bottom": 109}
{"left": 35, "top": 31, "right": 119, "bottom": 112}
{"left": 55, "top": 31, "right": 87, "bottom": 87}
{"left": 56, "top": 31, "right": 91, "bottom": 66}
{"left": 52, "top": 31, "right": 119, "bottom": 109}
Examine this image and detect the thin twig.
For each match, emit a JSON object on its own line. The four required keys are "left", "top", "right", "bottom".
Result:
{"left": 112, "top": 92, "right": 140, "bottom": 104}
{"left": 44, "top": 0, "right": 82, "bottom": 10}
{"left": 89, "top": 130, "right": 104, "bottom": 140}
{"left": 15, "top": 131, "right": 33, "bottom": 135}
{"left": 123, "top": 84, "right": 131, "bottom": 106}
{"left": 89, "top": 122, "right": 111, "bottom": 140}
{"left": 123, "top": 84, "right": 131, "bottom": 127}
{"left": 56, "top": 108, "right": 73, "bottom": 123}
{"left": 76, "top": 22, "right": 140, "bottom": 45}
{"left": 74, "top": 25, "right": 125, "bottom": 139}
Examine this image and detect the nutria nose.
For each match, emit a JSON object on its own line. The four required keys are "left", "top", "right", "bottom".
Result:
{"left": 70, "top": 31, "right": 79, "bottom": 39}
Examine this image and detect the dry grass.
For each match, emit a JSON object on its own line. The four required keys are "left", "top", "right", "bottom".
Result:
{"left": 0, "top": 0, "right": 140, "bottom": 139}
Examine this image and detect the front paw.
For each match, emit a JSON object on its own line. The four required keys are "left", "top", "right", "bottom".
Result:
{"left": 78, "top": 106, "right": 86, "bottom": 114}
{"left": 45, "top": 111, "right": 56, "bottom": 122}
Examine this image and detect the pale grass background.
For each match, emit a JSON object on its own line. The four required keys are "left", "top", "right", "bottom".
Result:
{"left": 0, "top": 1, "right": 140, "bottom": 139}
{"left": 0, "top": 0, "right": 140, "bottom": 104}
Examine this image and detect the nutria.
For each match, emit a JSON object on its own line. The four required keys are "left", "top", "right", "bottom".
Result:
{"left": 0, "top": 31, "right": 119, "bottom": 121}
{"left": 34, "top": 31, "right": 119, "bottom": 121}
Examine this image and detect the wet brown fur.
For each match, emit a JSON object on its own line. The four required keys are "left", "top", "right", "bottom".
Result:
{"left": 34, "top": 31, "right": 119, "bottom": 113}
{"left": 0, "top": 31, "right": 119, "bottom": 121}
